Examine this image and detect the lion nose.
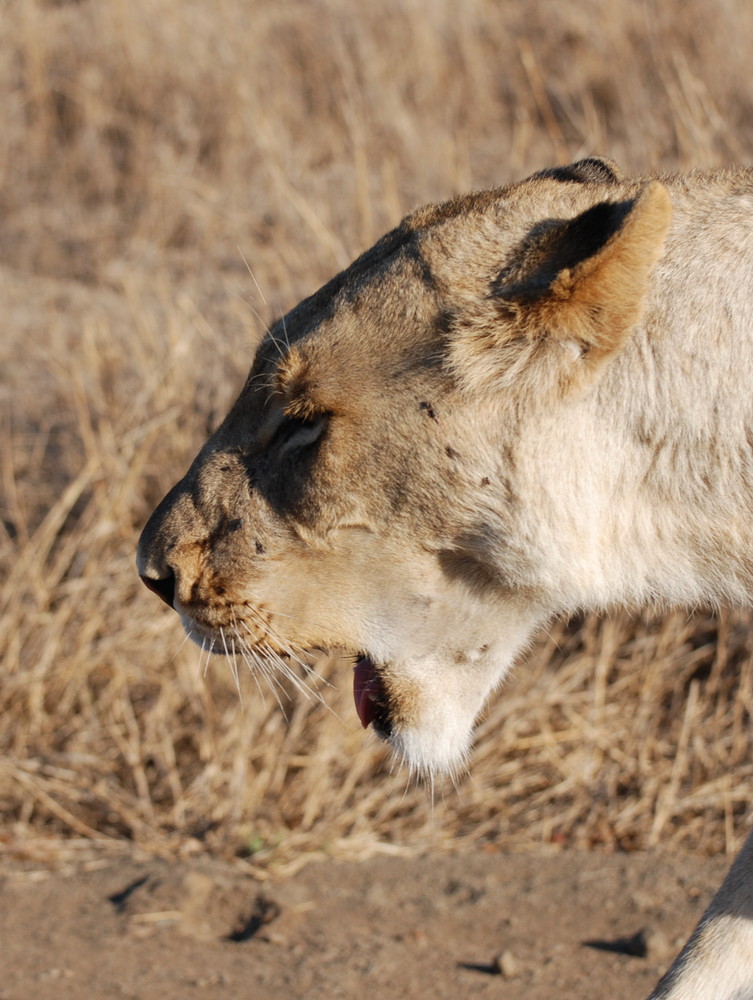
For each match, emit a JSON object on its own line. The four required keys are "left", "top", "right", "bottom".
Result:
{"left": 139, "top": 570, "right": 176, "bottom": 609}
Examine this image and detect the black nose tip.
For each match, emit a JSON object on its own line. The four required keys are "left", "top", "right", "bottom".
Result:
{"left": 140, "top": 571, "right": 176, "bottom": 609}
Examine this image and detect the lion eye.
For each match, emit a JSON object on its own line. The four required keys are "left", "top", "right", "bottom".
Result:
{"left": 275, "top": 414, "right": 327, "bottom": 458}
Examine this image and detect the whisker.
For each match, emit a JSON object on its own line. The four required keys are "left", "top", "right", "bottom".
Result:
{"left": 256, "top": 661, "right": 291, "bottom": 721}
{"left": 266, "top": 327, "right": 287, "bottom": 359}
{"left": 255, "top": 638, "right": 314, "bottom": 702}
{"left": 236, "top": 619, "right": 339, "bottom": 716}
{"left": 234, "top": 630, "right": 291, "bottom": 721}
{"left": 239, "top": 604, "right": 336, "bottom": 692}
{"left": 221, "top": 626, "right": 243, "bottom": 704}
{"left": 234, "top": 631, "right": 270, "bottom": 709}
{"left": 233, "top": 293, "right": 272, "bottom": 345}
{"left": 236, "top": 247, "right": 268, "bottom": 306}
{"left": 199, "top": 636, "right": 212, "bottom": 678}
{"left": 172, "top": 626, "right": 197, "bottom": 663}
{"left": 279, "top": 313, "right": 291, "bottom": 350}
{"left": 241, "top": 597, "right": 300, "bottom": 624}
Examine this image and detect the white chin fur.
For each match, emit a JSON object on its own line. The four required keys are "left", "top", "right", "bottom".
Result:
{"left": 388, "top": 723, "right": 474, "bottom": 778}
{"left": 386, "top": 690, "right": 482, "bottom": 777}
{"left": 378, "top": 646, "right": 522, "bottom": 777}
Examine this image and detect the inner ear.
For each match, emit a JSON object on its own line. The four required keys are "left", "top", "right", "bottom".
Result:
{"left": 493, "top": 199, "right": 633, "bottom": 304}
{"left": 490, "top": 182, "right": 672, "bottom": 361}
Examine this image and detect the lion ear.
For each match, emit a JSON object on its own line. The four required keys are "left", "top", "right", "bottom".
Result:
{"left": 493, "top": 181, "right": 672, "bottom": 361}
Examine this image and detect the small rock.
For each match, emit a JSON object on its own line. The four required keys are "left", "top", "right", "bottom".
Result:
{"left": 624, "top": 926, "right": 672, "bottom": 960}
{"left": 640, "top": 926, "right": 673, "bottom": 962}
{"left": 39, "top": 968, "right": 74, "bottom": 981}
{"left": 410, "top": 928, "right": 428, "bottom": 946}
{"left": 193, "top": 972, "right": 229, "bottom": 988}
{"left": 182, "top": 871, "right": 215, "bottom": 905}
{"left": 493, "top": 949, "right": 520, "bottom": 978}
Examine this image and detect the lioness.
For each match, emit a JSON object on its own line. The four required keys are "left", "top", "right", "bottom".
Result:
{"left": 137, "top": 158, "right": 753, "bottom": 999}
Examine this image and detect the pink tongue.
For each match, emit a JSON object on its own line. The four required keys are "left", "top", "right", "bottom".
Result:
{"left": 353, "top": 658, "right": 382, "bottom": 729}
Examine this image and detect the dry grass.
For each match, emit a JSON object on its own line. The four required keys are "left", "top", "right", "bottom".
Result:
{"left": 3, "top": 0, "right": 753, "bottom": 870}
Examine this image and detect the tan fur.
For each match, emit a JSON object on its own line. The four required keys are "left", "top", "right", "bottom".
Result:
{"left": 138, "top": 159, "right": 753, "bottom": 999}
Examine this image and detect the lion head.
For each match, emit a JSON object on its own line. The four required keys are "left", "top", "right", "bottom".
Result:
{"left": 137, "top": 159, "right": 671, "bottom": 775}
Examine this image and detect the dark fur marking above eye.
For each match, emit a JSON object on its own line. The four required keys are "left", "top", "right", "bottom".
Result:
{"left": 227, "top": 518, "right": 243, "bottom": 533}
{"left": 419, "top": 401, "right": 438, "bottom": 420}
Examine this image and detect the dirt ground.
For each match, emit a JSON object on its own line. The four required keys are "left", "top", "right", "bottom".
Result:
{"left": 0, "top": 848, "right": 731, "bottom": 1000}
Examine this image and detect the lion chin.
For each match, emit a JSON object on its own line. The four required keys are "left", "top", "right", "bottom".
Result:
{"left": 178, "top": 610, "right": 498, "bottom": 777}
{"left": 352, "top": 653, "right": 479, "bottom": 777}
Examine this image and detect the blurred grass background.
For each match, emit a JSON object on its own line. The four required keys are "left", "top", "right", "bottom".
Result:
{"left": 2, "top": 0, "right": 753, "bottom": 871}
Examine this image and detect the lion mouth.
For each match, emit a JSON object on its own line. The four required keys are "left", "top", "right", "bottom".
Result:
{"left": 353, "top": 656, "right": 393, "bottom": 738}
{"left": 182, "top": 618, "right": 397, "bottom": 741}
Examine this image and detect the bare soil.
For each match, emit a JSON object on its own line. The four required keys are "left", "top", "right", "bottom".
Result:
{"left": 0, "top": 849, "right": 730, "bottom": 1000}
